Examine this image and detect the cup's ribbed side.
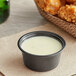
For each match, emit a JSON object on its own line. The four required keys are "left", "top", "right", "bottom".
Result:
{"left": 34, "top": 0, "right": 76, "bottom": 38}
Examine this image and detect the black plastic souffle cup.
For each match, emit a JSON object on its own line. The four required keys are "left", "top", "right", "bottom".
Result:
{"left": 18, "top": 31, "right": 66, "bottom": 72}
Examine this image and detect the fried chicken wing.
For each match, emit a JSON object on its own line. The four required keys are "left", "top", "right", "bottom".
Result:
{"left": 35, "top": 0, "right": 61, "bottom": 15}
{"left": 58, "top": 5, "right": 76, "bottom": 24}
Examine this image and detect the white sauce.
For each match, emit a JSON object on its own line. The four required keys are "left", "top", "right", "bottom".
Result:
{"left": 21, "top": 36, "right": 62, "bottom": 55}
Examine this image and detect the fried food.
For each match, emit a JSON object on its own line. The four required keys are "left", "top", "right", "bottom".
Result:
{"left": 66, "top": 0, "right": 76, "bottom": 3}
{"left": 44, "top": 0, "right": 61, "bottom": 15}
{"left": 35, "top": 0, "right": 76, "bottom": 24}
{"left": 35, "top": 0, "right": 61, "bottom": 15}
{"left": 35, "top": 0, "right": 46, "bottom": 9}
{"left": 58, "top": 5, "right": 76, "bottom": 24}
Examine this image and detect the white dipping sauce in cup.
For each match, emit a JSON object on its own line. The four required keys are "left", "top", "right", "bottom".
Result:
{"left": 21, "top": 36, "right": 62, "bottom": 55}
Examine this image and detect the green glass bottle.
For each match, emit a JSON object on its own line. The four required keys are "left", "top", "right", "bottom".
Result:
{"left": 0, "top": 0, "right": 9, "bottom": 24}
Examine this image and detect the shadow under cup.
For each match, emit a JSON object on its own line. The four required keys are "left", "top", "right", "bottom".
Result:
{"left": 18, "top": 31, "right": 66, "bottom": 72}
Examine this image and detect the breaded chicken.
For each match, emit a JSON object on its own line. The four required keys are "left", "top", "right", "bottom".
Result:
{"left": 66, "top": 0, "right": 76, "bottom": 3}
{"left": 35, "top": 0, "right": 46, "bottom": 9}
{"left": 58, "top": 5, "right": 76, "bottom": 24}
{"left": 35, "top": 0, "right": 61, "bottom": 15}
{"left": 44, "top": 0, "right": 61, "bottom": 15}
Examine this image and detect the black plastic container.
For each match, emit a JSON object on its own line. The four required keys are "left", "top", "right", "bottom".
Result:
{"left": 18, "top": 31, "right": 66, "bottom": 72}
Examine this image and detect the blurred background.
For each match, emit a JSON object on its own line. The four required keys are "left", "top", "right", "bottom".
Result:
{"left": 0, "top": 0, "right": 48, "bottom": 38}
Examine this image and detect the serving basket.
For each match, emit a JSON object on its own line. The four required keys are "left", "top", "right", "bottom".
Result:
{"left": 34, "top": 0, "right": 76, "bottom": 38}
